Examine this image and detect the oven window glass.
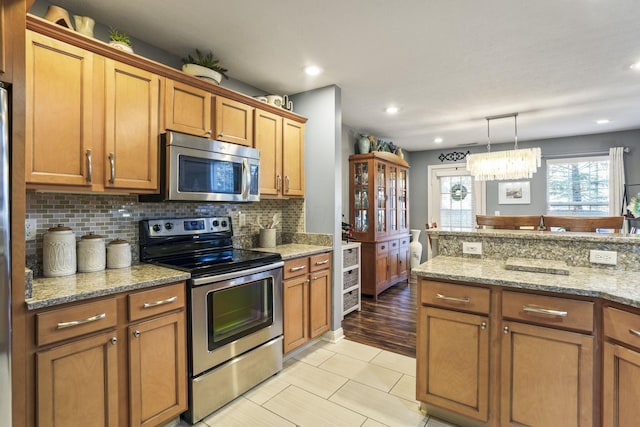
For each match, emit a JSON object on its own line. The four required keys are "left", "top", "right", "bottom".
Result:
{"left": 207, "top": 276, "right": 274, "bottom": 351}
{"left": 178, "top": 155, "right": 242, "bottom": 194}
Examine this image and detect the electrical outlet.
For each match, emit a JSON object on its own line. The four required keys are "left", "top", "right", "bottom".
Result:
{"left": 463, "top": 241, "right": 482, "bottom": 255}
{"left": 25, "top": 218, "right": 37, "bottom": 241}
{"left": 238, "top": 213, "right": 246, "bottom": 227}
{"left": 590, "top": 250, "right": 617, "bottom": 265}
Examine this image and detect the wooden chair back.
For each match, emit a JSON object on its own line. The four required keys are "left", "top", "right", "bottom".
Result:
{"left": 542, "top": 216, "right": 624, "bottom": 233}
{"left": 476, "top": 215, "right": 541, "bottom": 230}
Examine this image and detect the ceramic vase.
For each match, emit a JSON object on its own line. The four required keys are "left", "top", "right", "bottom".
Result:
{"left": 73, "top": 15, "right": 95, "bottom": 37}
{"left": 358, "top": 136, "right": 370, "bottom": 154}
{"left": 409, "top": 229, "right": 422, "bottom": 283}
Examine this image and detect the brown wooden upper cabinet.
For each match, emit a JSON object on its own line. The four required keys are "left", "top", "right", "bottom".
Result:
{"left": 254, "top": 109, "right": 305, "bottom": 198}
{"left": 164, "top": 79, "right": 212, "bottom": 137}
{"left": 25, "top": 31, "right": 161, "bottom": 193}
{"left": 214, "top": 95, "right": 254, "bottom": 146}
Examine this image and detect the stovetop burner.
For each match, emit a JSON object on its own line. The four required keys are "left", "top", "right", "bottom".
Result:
{"left": 139, "top": 216, "right": 281, "bottom": 278}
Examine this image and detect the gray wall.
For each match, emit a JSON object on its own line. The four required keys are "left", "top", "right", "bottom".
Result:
{"left": 408, "top": 129, "right": 640, "bottom": 257}
{"left": 290, "top": 85, "right": 344, "bottom": 331}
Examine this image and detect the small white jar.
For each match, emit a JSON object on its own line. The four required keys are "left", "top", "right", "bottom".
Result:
{"left": 77, "top": 232, "right": 106, "bottom": 273}
{"left": 43, "top": 225, "right": 76, "bottom": 277}
{"left": 107, "top": 239, "right": 131, "bottom": 269}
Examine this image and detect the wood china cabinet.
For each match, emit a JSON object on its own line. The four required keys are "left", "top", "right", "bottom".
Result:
{"left": 349, "top": 152, "right": 409, "bottom": 298}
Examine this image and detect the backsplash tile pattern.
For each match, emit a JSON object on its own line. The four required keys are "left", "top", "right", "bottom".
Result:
{"left": 26, "top": 192, "right": 307, "bottom": 277}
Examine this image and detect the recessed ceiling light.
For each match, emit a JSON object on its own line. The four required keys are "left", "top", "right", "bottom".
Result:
{"left": 596, "top": 119, "right": 611, "bottom": 124}
{"left": 385, "top": 106, "right": 399, "bottom": 114}
{"left": 304, "top": 65, "right": 322, "bottom": 76}
{"left": 630, "top": 61, "right": 640, "bottom": 70}
{"left": 434, "top": 137, "right": 443, "bottom": 143}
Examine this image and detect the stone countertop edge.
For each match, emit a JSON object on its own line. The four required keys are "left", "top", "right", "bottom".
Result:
{"left": 425, "top": 228, "right": 640, "bottom": 243}
{"left": 26, "top": 264, "right": 191, "bottom": 311}
{"left": 413, "top": 256, "right": 640, "bottom": 309}
{"left": 252, "top": 243, "right": 333, "bottom": 260}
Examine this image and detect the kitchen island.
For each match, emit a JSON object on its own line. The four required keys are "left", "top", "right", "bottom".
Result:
{"left": 414, "top": 229, "right": 640, "bottom": 427}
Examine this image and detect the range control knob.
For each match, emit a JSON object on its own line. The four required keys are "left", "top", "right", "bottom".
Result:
{"left": 165, "top": 222, "right": 174, "bottom": 230}
{"left": 212, "top": 220, "right": 219, "bottom": 227}
{"left": 152, "top": 224, "right": 161, "bottom": 232}
{"left": 221, "top": 220, "right": 228, "bottom": 228}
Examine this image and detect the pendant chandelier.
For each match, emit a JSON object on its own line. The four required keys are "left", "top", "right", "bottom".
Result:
{"left": 466, "top": 112, "right": 541, "bottom": 181}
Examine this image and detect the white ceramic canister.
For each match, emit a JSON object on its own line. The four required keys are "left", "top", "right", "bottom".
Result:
{"left": 77, "top": 232, "right": 106, "bottom": 273}
{"left": 43, "top": 225, "right": 76, "bottom": 277}
{"left": 107, "top": 239, "right": 132, "bottom": 269}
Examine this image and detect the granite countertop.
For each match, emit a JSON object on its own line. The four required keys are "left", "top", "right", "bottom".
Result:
{"left": 252, "top": 243, "right": 333, "bottom": 260}
{"left": 413, "top": 256, "right": 640, "bottom": 308}
{"left": 426, "top": 228, "right": 640, "bottom": 243}
{"left": 26, "top": 264, "right": 191, "bottom": 310}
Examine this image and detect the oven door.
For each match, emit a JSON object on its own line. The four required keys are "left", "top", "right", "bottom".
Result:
{"left": 190, "top": 262, "right": 283, "bottom": 376}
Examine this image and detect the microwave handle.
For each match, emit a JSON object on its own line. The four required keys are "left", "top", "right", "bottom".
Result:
{"left": 241, "top": 158, "right": 250, "bottom": 199}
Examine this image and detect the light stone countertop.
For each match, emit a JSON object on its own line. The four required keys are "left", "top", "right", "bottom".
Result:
{"left": 426, "top": 228, "right": 640, "bottom": 243}
{"left": 26, "top": 264, "right": 191, "bottom": 310}
{"left": 413, "top": 256, "right": 640, "bottom": 308}
{"left": 252, "top": 243, "right": 333, "bottom": 260}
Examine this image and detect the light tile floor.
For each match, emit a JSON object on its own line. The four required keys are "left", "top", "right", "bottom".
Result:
{"left": 180, "top": 339, "right": 459, "bottom": 427}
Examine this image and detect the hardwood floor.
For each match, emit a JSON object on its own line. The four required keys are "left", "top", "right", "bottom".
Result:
{"left": 342, "top": 280, "right": 417, "bottom": 358}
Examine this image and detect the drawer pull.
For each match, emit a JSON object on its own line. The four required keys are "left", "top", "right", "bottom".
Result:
{"left": 436, "top": 293, "right": 470, "bottom": 304}
{"left": 290, "top": 266, "right": 306, "bottom": 272}
{"left": 143, "top": 295, "right": 177, "bottom": 308}
{"left": 522, "top": 305, "right": 568, "bottom": 317}
{"left": 347, "top": 249, "right": 353, "bottom": 253}
{"left": 629, "top": 329, "right": 640, "bottom": 338}
{"left": 481, "top": 322, "right": 487, "bottom": 330}
{"left": 381, "top": 245, "right": 386, "bottom": 250}
{"left": 315, "top": 260, "right": 329, "bottom": 265}
{"left": 57, "top": 312, "right": 106, "bottom": 329}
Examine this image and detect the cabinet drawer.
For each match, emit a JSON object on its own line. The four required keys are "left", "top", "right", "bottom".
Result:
{"left": 343, "top": 268, "right": 359, "bottom": 290}
{"left": 129, "top": 282, "right": 185, "bottom": 322}
{"left": 502, "top": 291, "right": 594, "bottom": 333}
{"left": 310, "top": 252, "right": 331, "bottom": 272}
{"left": 284, "top": 257, "right": 309, "bottom": 279}
{"left": 343, "top": 246, "right": 359, "bottom": 268}
{"left": 604, "top": 307, "right": 640, "bottom": 348}
{"left": 399, "top": 235, "right": 410, "bottom": 247}
{"left": 376, "top": 241, "right": 390, "bottom": 255}
{"left": 421, "top": 281, "right": 490, "bottom": 315}
{"left": 37, "top": 298, "right": 118, "bottom": 346}
{"left": 387, "top": 239, "right": 400, "bottom": 251}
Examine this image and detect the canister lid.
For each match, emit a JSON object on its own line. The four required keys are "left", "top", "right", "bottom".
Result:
{"left": 48, "top": 224, "right": 72, "bottom": 232}
{"left": 109, "top": 239, "right": 129, "bottom": 245}
{"left": 81, "top": 232, "right": 104, "bottom": 240}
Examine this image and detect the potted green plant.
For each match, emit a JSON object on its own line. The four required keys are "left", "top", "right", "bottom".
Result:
{"left": 108, "top": 27, "right": 133, "bottom": 53}
{"left": 181, "top": 49, "right": 228, "bottom": 85}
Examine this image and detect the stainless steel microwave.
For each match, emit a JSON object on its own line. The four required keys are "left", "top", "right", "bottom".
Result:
{"left": 140, "top": 131, "right": 260, "bottom": 202}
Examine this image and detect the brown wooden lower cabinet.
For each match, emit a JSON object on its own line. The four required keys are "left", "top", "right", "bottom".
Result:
{"left": 34, "top": 282, "right": 187, "bottom": 427}
{"left": 417, "top": 278, "right": 596, "bottom": 427}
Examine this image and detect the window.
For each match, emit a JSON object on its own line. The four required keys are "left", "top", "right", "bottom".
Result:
{"left": 546, "top": 156, "right": 609, "bottom": 215}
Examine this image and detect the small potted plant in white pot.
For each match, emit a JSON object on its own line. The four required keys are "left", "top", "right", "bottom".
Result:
{"left": 108, "top": 27, "right": 133, "bottom": 53}
{"left": 182, "top": 49, "right": 228, "bottom": 85}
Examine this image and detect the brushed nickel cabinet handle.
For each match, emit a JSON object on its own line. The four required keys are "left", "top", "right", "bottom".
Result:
{"left": 218, "top": 132, "right": 224, "bottom": 138}
{"left": 503, "top": 326, "right": 510, "bottom": 334}
{"left": 205, "top": 129, "right": 212, "bottom": 136}
{"left": 276, "top": 174, "right": 282, "bottom": 191}
{"left": 312, "top": 276, "right": 319, "bottom": 280}
{"left": 315, "top": 260, "right": 329, "bottom": 265}
{"left": 57, "top": 312, "right": 106, "bottom": 329}
{"left": 108, "top": 152, "right": 115, "bottom": 184}
{"left": 110, "top": 337, "right": 117, "bottom": 345}
{"left": 481, "top": 322, "right": 487, "bottom": 330}
{"left": 285, "top": 176, "right": 290, "bottom": 193}
{"left": 290, "top": 265, "right": 306, "bottom": 272}
{"left": 143, "top": 295, "right": 177, "bottom": 308}
{"left": 436, "top": 293, "right": 470, "bottom": 304}
{"left": 629, "top": 329, "right": 640, "bottom": 337}
{"left": 522, "top": 305, "right": 568, "bottom": 317}
{"left": 86, "top": 149, "right": 93, "bottom": 183}
{"left": 133, "top": 330, "right": 141, "bottom": 338}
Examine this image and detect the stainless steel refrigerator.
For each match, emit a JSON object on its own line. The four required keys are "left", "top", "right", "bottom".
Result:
{"left": 0, "top": 83, "right": 12, "bottom": 425}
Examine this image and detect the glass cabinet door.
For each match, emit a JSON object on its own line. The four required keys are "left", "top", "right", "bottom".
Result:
{"left": 376, "top": 162, "right": 386, "bottom": 233}
{"left": 353, "top": 161, "right": 369, "bottom": 233}
{"left": 398, "top": 169, "right": 408, "bottom": 231}
{"left": 389, "top": 166, "right": 397, "bottom": 232}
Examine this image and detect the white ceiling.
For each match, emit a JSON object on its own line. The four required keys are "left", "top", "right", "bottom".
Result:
{"left": 49, "top": 0, "right": 640, "bottom": 151}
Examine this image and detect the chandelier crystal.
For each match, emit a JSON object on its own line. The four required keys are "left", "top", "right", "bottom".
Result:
{"left": 466, "top": 113, "right": 541, "bottom": 181}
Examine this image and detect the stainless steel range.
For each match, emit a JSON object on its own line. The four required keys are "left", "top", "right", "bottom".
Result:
{"left": 139, "top": 217, "right": 283, "bottom": 424}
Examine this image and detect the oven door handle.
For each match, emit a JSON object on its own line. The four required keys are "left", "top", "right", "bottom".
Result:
{"left": 241, "top": 158, "right": 250, "bottom": 200}
{"left": 191, "top": 261, "right": 284, "bottom": 287}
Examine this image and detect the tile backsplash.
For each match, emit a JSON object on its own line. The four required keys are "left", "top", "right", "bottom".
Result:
{"left": 26, "top": 191, "right": 306, "bottom": 277}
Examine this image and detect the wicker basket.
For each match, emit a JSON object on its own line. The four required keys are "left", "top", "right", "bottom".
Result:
{"left": 343, "top": 289, "right": 359, "bottom": 312}
{"left": 343, "top": 268, "right": 358, "bottom": 290}
{"left": 343, "top": 247, "right": 359, "bottom": 268}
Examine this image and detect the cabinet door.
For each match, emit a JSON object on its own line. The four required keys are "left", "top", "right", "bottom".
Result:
{"left": 375, "top": 253, "right": 389, "bottom": 290}
{"left": 37, "top": 330, "right": 118, "bottom": 427}
{"left": 388, "top": 248, "right": 399, "bottom": 283}
{"left": 129, "top": 311, "right": 187, "bottom": 427}
{"left": 309, "top": 269, "right": 331, "bottom": 338}
{"left": 104, "top": 60, "right": 159, "bottom": 191}
{"left": 397, "top": 244, "right": 409, "bottom": 278}
{"left": 282, "top": 118, "right": 305, "bottom": 197}
{"left": 350, "top": 159, "right": 373, "bottom": 241}
{"left": 603, "top": 342, "right": 640, "bottom": 427}
{"left": 164, "top": 79, "right": 212, "bottom": 137}
{"left": 254, "top": 109, "right": 282, "bottom": 196}
{"left": 501, "top": 321, "right": 594, "bottom": 427}
{"left": 283, "top": 275, "right": 309, "bottom": 353}
{"left": 397, "top": 168, "right": 409, "bottom": 233}
{"left": 374, "top": 161, "right": 387, "bottom": 236}
{"left": 416, "top": 307, "right": 489, "bottom": 422}
{"left": 26, "top": 31, "right": 93, "bottom": 186}
{"left": 214, "top": 96, "right": 254, "bottom": 146}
